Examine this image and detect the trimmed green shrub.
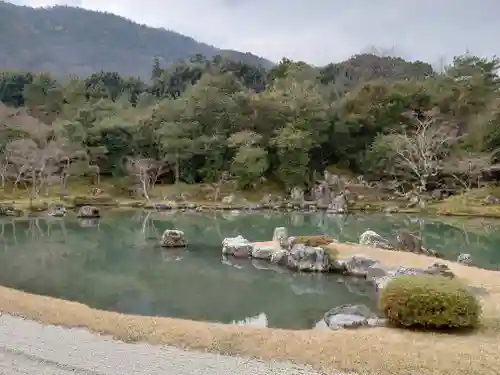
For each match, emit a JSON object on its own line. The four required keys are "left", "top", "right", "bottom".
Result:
{"left": 378, "top": 274, "right": 481, "bottom": 329}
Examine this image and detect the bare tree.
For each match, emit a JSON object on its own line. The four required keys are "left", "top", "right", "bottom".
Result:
{"left": 442, "top": 153, "right": 491, "bottom": 190}
{"left": 376, "top": 110, "right": 459, "bottom": 192}
{"left": 125, "top": 157, "right": 165, "bottom": 201}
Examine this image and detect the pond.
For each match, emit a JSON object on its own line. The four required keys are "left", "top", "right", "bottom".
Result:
{"left": 0, "top": 210, "right": 498, "bottom": 329}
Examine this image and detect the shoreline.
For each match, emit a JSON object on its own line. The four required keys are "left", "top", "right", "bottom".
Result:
{"left": 0, "top": 243, "right": 498, "bottom": 375}
{"left": 3, "top": 197, "right": 500, "bottom": 220}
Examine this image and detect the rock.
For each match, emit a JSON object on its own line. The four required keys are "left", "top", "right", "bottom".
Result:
{"left": 160, "top": 229, "right": 187, "bottom": 248}
{"left": 373, "top": 276, "right": 393, "bottom": 291}
{"left": 365, "top": 262, "right": 391, "bottom": 281}
{"left": 330, "top": 259, "right": 347, "bottom": 272}
{"left": 424, "top": 262, "right": 455, "bottom": 278}
{"left": 77, "top": 205, "right": 100, "bottom": 218}
{"left": 327, "top": 193, "right": 348, "bottom": 214}
{"left": 251, "top": 245, "right": 277, "bottom": 260}
{"left": 287, "top": 244, "right": 332, "bottom": 272}
{"left": 483, "top": 194, "right": 500, "bottom": 205}
{"left": 344, "top": 255, "right": 378, "bottom": 277}
{"left": 154, "top": 201, "right": 177, "bottom": 210}
{"left": 457, "top": 253, "right": 472, "bottom": 265}
{"left": 47, "top": 204, "right": 67, "bottom": 217}
{"left": 324, "top": 304, "right": 385, "bottom": 330}
{"left": 222, "top": 194, "right": 235, "bottom": 204}
{"left": 359, "top": 230, "right": 394, "bottom": 250}
{"left": 270, "top": 249, "right": 289, "bottom": 266}
{"left": 395, "top": 230, "right": 423, "bottom": 254}
{"left": 272, "top": 227, "right": 288, "bottom": 242}
{"left": 222, "top": 235, "right": 253, "bottom": 258}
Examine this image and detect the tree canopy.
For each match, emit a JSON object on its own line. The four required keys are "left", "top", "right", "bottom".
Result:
{"left": 1, "top": 46, "right": 499, "bottom": 199}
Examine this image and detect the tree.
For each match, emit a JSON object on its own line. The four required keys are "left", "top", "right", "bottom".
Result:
{"left": 370, "top": 110, "right": 458, "bottom": 192}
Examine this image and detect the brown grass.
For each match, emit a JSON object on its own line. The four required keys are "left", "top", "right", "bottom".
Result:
{"left": 0, "top": 243, "right": 499, "bottom": 375}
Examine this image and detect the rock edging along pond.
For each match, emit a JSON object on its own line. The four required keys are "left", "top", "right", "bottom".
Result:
{"left": 217, "top": 228, "right": 485, "bottom": 330}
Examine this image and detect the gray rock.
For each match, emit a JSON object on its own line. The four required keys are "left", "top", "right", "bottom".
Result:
{"left": 365, "top": 262, "right": 391, "bottom": 281}
{"left": 343, "top": 255, "right": 378, "bottom": 277}
{"left": 424, "top": 262, "right": 455, "bottom": 278}
{"left": 160, "top": 229, "right": 187, "bottom": 248}
{"left": 47, "top": 204, "right": 67, "bottom": 217}
{"left": 330, "top": 259, "right": 347, "bottom": 272}
{"left": 77, "top": 205, "right": 100, "bottom": 218}
{"left": 323, "top": 304, "right": 385, "bottom": 330}
{"left": 395, "top": 230, "right": 423, "bottom": 253}
{"left": 270, "top": 249, "right": 289, "bottom": 266}
{"left": 251, "top": 245, "right": 276, "bottom": 260}
{"left": 359, "top": 230, "right": 394, "bottom": 250}
{"left": 457, "top": 253, "right": 472, "bottom": 265}
{"left": 222, "top": 235, "right": 253, "bottom": 258}
{"left": 287, "top": 244, "right": 331, "bottom": 272}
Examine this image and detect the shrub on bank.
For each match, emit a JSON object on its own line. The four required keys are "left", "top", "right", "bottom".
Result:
{"left": 291, "top": 235, "right": 334, "bottom": 247}
{"left": 378, "top": 274, "right": 481, "bottom": 329}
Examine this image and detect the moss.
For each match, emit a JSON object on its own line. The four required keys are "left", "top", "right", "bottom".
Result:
{"left": 378, "top": 275, "right": 482, "bottom": 329}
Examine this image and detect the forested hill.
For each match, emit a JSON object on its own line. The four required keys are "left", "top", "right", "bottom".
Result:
{"left": 0, "top": 1, "right": 274, "bottom": 78}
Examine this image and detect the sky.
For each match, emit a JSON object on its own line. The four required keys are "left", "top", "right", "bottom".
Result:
{"left": 6, "top": 0, "right": 500, "bottom": 66}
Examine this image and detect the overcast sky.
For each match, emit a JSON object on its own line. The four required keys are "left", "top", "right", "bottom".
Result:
{"left": 7, "top": 0, "right": 500, "bottom": 66}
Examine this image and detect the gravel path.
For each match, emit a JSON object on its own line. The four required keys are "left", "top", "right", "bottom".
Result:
{"left": 0, "top": 314, "right": 349, "bottom": 375}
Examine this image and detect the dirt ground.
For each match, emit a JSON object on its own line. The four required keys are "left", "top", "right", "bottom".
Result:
{"left": 0, "top": 242, "right": 498, "bottom": 375}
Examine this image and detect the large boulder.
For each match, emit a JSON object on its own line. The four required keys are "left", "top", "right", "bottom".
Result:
{"left": 324, "top": 304, "right": 385, "bottom": 330}
{"left": 286, "top": 244, "right": 332, "bottom": 272}
{"left": 222, "top": 235, "right": 253, "bottom": 258}
{"left": 77, "top": 205, "right": 100, "bottom": 218}
{"left": 359, "top": 230, "right": 394, "bottom": 250}
{"left": 160, "top": 229, "right": 187, "bottom": 248}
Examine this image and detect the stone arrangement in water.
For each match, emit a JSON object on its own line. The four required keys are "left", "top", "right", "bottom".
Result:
{"left": 219, "top": 227, "right": 482, "bottom": 330}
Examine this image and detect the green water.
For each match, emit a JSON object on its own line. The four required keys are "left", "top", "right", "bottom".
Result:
{"left": 0, "top": 210, "right": 498, "bottom": 329}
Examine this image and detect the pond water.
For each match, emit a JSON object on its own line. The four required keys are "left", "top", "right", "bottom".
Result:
{"left": 0, "top": 210, "right": 498, "bottom": 329}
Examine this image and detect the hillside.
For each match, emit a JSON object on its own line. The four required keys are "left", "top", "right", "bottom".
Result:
{"left": 0, "top": 1, "right": 274, "bottom": 78}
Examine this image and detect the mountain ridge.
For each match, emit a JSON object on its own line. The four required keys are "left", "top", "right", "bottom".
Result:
{"left": 0, "top": 1, "right": 274, "bottom": 78}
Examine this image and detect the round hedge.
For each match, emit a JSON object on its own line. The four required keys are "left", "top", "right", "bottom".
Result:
{"left": 378, "top": 274, "right": 481, "bottom": 329}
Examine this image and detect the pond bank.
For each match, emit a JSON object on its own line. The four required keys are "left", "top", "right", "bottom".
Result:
{"left": 0, "top": 243, "right": 498, "bottom": 375}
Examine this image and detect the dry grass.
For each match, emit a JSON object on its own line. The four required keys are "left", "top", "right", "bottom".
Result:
{"left": 433, "top": 187, "right": 500, "bottom": 218}
{"left": 0, "top": 243, "right": 499, "bottom": 375}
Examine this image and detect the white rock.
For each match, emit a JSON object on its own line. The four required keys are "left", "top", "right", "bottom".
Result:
{"left": 222, "top": 235, "right": 253, "bottom": 258}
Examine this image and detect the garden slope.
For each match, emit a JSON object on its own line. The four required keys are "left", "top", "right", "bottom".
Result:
{"left": 0, "top": 243, "right": 498, "bottom": 375}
